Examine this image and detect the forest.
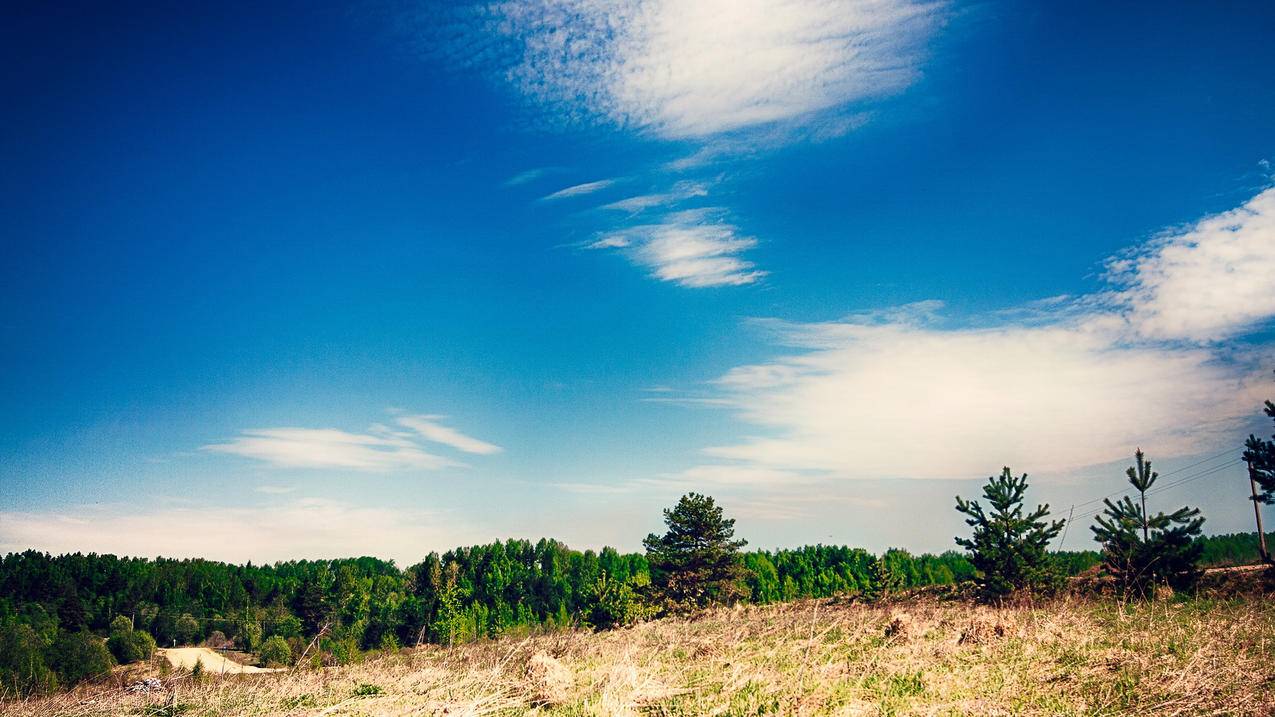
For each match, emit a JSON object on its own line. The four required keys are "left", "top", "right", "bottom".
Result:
{"left": 1, "top": 528, "right": 1270, "bottom": 697}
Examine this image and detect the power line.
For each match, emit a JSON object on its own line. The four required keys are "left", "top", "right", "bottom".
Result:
{"left": 1060, "top": 458, "right": 1244, "bottom": 531}
{"left": 1064, "top": 448, "right": 1239, "bottom": 512}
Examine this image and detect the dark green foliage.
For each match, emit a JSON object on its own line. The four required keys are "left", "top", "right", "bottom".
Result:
{"left": 47, "top": 631, "right": 114, "bottom": 687}
{"left": 1092, "top": 450, "right": 1205, "bottom": 595}
{"left": 258, "top": 635, "right": 292, "bottom": 667}
{"left": 582, "top": 571, "right": 649, "bottom": 630}
{"left": 1197, "top": 531, "right": 1275, "bottom": 566}
{"left": 1243, "top": 400, "right": 1275, "bottom": 505}
{"left": 643, "top": 493, "right": 748, "bottom": 611}
{"left": 3, "top": 524, "right": 1253, "bottom": 698}
{"left": 0, "top": 621, "right": 59, "bottom": 696}
{"left": 955, "top": 468, "right": 1065, "bottom": 599}
{"left": 107, "top": 621, "right": 156, "bottom": 664}
{"left": 1052, "top": 550, "right": 1102, "bottom": 576}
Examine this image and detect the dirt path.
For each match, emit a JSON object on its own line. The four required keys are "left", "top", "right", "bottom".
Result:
{"left": 159, "top": 647, "right": 282, "bottom": 674}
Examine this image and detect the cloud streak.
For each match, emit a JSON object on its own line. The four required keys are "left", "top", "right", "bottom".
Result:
{"left": 589, "top": 208, "right": 766, "bottom": 288}
{"left": 202, "top": 413, "right": 501, "bottom": 471}
{"left": 541, "top": 178, "right": 617, "bottom": 200}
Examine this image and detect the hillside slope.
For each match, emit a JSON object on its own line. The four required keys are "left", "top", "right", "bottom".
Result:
{"left": 9, "top": 595, "right": 1274, "bottom": 716}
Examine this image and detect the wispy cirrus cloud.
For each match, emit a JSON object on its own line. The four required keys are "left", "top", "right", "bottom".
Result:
{"left": 602, "top": 180, "right": 710, "bottom": 213}
{"left": 503, "top": 166, "right": 556, "bottom": 186}
{"left": 253, "top": 484, "right": 297, "bottom": 494}
{"left": 396, "top": 414, "right": 503, "bottom": 454}
{"left": 541, "top": 178, "right": 618, "bottom": 201}
{"left": 589, "top": 208, "right": 766, "bottom": 287}
{"left": 202, "top": 412, "right": 501, "bottom": 471}
{"left": 496, "top": 0, "right": 944, "bottom": 138}
{"left": 678, "top": 187, "right": 1275, "bottom": 482}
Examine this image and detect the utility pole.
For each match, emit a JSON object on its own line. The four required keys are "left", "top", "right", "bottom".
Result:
{"left": 1248, "top": 458, "right": 1270, "bottom": 564}
{"left": 1056, "top": 505, "right": 1074, "bottom": 551}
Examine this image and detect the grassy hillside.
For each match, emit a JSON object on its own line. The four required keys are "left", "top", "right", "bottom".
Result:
{"left": 9, "top": 589, "right": 1273, "bottom": 717}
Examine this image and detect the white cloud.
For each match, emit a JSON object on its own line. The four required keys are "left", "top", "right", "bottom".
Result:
{"left": 590, "top": 208, "right": 766, "bottom": 287}
{"left": 0, "top": 499, "right": 491, "bottom": 565}
{"left": 1109, "top": 186, "right": 1275, "bottom": 342}
{"left": 683, "top": 189, "right": 1275, "bottom": 482}
{"left": 603, "top": 180, "right": 709, "bottom": 213}
{"left": 541, "top": 178, "right": 617, "bottom": 200}
{"left": 396, "top": 414, "right": 504, "bottom": 455}
{"left": 202, "top": 413, "right": 500, "bottom": 471}
{"left": 504, "top": 167, "right": 555, "bottom": 186}
{"left": 497, "top": 0, "right": 943, "bottom": 138}
{"left": 253, "top": 485, "right": 297, "bottom": 494}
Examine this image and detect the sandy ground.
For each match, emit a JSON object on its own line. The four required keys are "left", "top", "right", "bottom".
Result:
{"left": 158, "top": 647, "right": 282, "bottom": 674}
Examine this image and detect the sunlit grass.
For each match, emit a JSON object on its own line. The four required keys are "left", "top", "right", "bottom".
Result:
{"left": 8, "top": 594, "right": 1273, "bottom": 716}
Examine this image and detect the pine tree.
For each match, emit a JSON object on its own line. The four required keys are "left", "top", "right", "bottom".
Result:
{"left": 955, "top": 467, "right": 1064, "bottom": 599}
{"left": 1242, "top": 400, "right": 1275, "bottom": 563}
{"left": 1091, "top": 449, "right": 1205, "bottom": 596}
{"left": 643, "top": 493, "right": 748, "bottom": 612}
{"left": 1245, "top": 400, "right": 1275, "bottom": 506}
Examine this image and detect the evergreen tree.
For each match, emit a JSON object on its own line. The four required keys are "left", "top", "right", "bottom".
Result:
{"left": 1091, "top": 449, "right": 1205, "bottom": 595}
{"left": 1242, "top": 399, "right": 1275, "bottom": 563}
{"left": 581, "top": 571, "right": 649, "bottom": 630}
{"left": 955, "top": 467, "right": 1064, "bottom": 599}
{"left": 643, "top": 493, "right": 748, "bottom": 611}
{"left": 1244, "top": 400, "right": 1275, "bottom": 506}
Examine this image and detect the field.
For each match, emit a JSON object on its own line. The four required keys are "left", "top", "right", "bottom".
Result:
{"left": 8, "top": 590, "right": 1274, "bottom": 717}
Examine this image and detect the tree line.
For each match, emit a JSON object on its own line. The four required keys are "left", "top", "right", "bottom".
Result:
{"left": 3, "top": 398, "right": 1273, "bottom": 697}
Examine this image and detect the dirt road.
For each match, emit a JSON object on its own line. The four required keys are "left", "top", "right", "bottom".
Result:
{"left": 159, "top": 647, "right": 282, "bottom": 674}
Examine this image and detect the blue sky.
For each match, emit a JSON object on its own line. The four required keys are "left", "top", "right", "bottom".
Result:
{"left": 2, "top": 0, "right": 1274, "bottom": 563}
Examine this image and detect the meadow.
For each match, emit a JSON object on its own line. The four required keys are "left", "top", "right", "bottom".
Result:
{"left": 8, "top": 586, "right": 1272, "bottom": 717}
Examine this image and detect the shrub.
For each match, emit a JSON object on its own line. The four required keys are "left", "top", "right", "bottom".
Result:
{"left": 258, "top": 635, "right": 292, "bottom": 668}
{"left": 582, "top": 571, "right": 650, "bottom": 630}
{"left": 47, "top": 631, "right": 114, "bottom": 686}
{"left": 0, "top": 622, "right": 59, "bottom": 696}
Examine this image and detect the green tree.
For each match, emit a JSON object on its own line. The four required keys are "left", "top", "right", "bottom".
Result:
{"left": 1244, "top": 400, "right": 1275, "bottom": 505}
{"left": 581, "top": 571, "right": 649, "bottom": 630}
{"left": 1091, "top": 449, "right": 1205, "bottom": 595}
{"left": 0, "top": 622, "right": 58, "bottom": 696}
{"left": 955, "top": 467, "right": 1064, "bottom": 599}
{"left": 174, "top": 613, "right": 200, "bottom": 645}
{"left": 258, "top": 635, "right": 292, "bottom": 667}
{"left": 106, "top": 616, "right": 156, "bottom": 664}
{"left": 1243, "top": 399, "right": 1275, "bottom": 563}
{"left": 47, "top": 631, "right": 114, "bottom": 687}
{"left": 643, "top": 493, "right": 748, "bottom": 611}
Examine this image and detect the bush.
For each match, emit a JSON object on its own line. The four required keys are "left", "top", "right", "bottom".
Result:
{"left": 258, "top": 635, "right": 292, "bottom": 668}
{"left": 109, "top": 629, "right": 157, "bottom": 664}
{"left": 582, "top": 571, "right": 650, "bottom": 630}
{"left": 0, "top": 622, "right": 59, "bottom": 696}
{"left": 47, "top": 631, "right": 114, "bottom": 686}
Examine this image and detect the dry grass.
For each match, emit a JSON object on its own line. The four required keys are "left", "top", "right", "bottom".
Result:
{"left": 8, "top": 595, "right": 1274, "bottom": 717}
